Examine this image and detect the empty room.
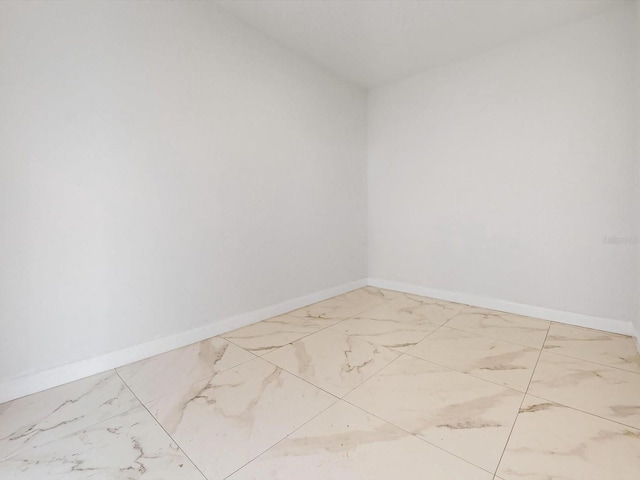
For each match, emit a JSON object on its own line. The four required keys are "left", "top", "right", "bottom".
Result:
{"left": 1, "top": 0, "right": 639, "bottom": 478}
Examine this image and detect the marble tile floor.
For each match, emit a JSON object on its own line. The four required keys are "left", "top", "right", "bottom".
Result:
{"left": 1, "top": 286, "right": 639, "bottom": 479}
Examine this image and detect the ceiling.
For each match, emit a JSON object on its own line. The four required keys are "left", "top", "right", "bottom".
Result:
{"left": 215, "top": 0, "right": 630, "bottom": 88}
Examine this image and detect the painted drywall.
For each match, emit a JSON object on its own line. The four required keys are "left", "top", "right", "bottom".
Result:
{"left": 635, "top": 0, "right": 640, "bottom": 346}
{"left": 368, "top": 5, "right": 638, "bottom": 330}
{"left": 0, "top": 1, "right": 367, "bottom": 383}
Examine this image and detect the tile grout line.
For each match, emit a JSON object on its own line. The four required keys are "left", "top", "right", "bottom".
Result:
{"left": 222, "top": 295, "right": 396, "bottom": 357}
{"left": 244, "top": 336, "right": 501, "bottom": 477}
{"left": 216, "top": 293, "right": 410, "bottom": 479}
{"left": 332, "top": 327, "right": 526, "bottom": 477}
{"left": 434, "top": 320, "right": 640, "bottom": 375}
{"left": 115, "top": 370, "right": 211, "bottom": 480}
{"left": 442, "top": 323, "right": 548, "bottom": 350}
{"left": 147, "top": 289, "right": 640, "bottom": 478}
{"left": 236, "top": 295, "right": 640, "bottom": 475}
{"left": 447, "top": 307, "right": 636, "bottom": 352}
{"left": 492, "top": 320, "right": 552, "bottom": 477}
{"left": 304, "top": 309, "right": 475, "bottom": 403}
{"left": 109, "top": 291, "right": 393, "bottom": 479}
{"left": 259, "top": 355, "right": 345, "bottom": 399}
{"left": 256, "top": 314, "right": 410, "bottom": 401}
{"left": 517, "top": 391, "right": 640, "bottom": 431}
{"left": 402, "top": 311, "right": 544, "bottom": 394}
{"left": 118, "top": 351, "right": 261, "bottom": 406}
{"left": 222, "top": 290, "right": 466, "bottom": 361}
{"left": 220, "top": 396, "right": 342, "bottom": 479}
{"left": 401, "top": 351, "right": 531, "bottom": 394}
{"left": 325, "top": 307, "right": 465, "bottom": 354}
{"left": 339, "top": 395, "right": 497, "bottom": 477}
{"left": 0, "top": 369, "right": 142, "bottom": 463}
{"left": 9, "top": 288, "right": 635, "bottom": 478}
{"left": 458, "top": 305, "right": 633, "bottom": 340}
{"left": 245, "top": 306, "right": 478, "bottom": 466}
{"left": 536, "top": 348, "right": 640, "bottom": 376}
{"left": 107, "top": 290, "right": 397, "bottom": 478}
{"left": 307, "top": 308, "right": 469, "bottom": 402}
{"left": 306, "top": 318, "right": 505, "bottom": 476}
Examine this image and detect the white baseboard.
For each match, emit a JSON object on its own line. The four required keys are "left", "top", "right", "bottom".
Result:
{"left": 0, "top": 278, "right": 367, "bottom": 404}
{"left": 630, "top": 322, "right": 640, "bottom": 353}
{"left": 368, "top": 278, "right": 634, "bottom": 337}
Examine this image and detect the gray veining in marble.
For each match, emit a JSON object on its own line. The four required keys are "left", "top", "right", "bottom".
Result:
{"left": 3, "top": 287, "right": 638, "bottom": 479}
{"left": 0, "top": 407, "right": 205, "bottom": 479}
{"left": 0, "top": 371, "right": 139, "bottom": 461}
{"left": 227, "top": 400, "right": 493, "bottom": 480}
{"left": 498, "top": 395, "right": 640, "bottom": 480}
{"left": 118, "top": 336, "right": 255, "bottom": 403}
{"left": 147, "top": 357, "right": 336, "bottom": 479}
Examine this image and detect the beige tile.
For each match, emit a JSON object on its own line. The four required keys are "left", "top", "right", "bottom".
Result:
{"left": 344, "top": 355, "right": 523, "bottom": 472}
{"left": 286, "top": 288, "right": 400, "bottom": 323}
{"left": 222, "top": 314, "right": 333, "bottom": 355}
{"left": 337, "top": 286, "right": 401, "bottom": 304}
{"left": 329, "top": 293, "right": 466, "bottom": 353}
{"left": 227, "top": 401, "right": 493, "bottom": 480}
{"left": 528, "top": 351, "right": 640, "bottom": 428}
{"left": 445, "top": 307, "right": 549, "bottom": 348}
{"left": 288, "top": 302, "right": 365, "bottom": 322}
{"left": 497, "top": 395, "right": 640, "bottom": 480}
{"left": 0, "top": 371, "right": 139, "bottom": 461}
{"left": 148, "top": 357, "right": 335, "bottom": 480}
{"left": 330, "top": 316, "right": 436, "bottom": 352}
{"left": 407, "top": 327, "right": 539, "bottom": 391}
{"left": 391, "top": 292, "right": 467, "bottom": 313}
{"left": 544, "top": 323, "right": 640, "bottom": 373}
{"left": 263, "top": 328, "right": 400, "bottom": 397}
{"left": 361, "top": 293, "right": 466, "bottom": 326}
{"left": 117, "top": 337, "right": 255, "bottom": 403}
{"left": 0, "top": 407, "right": 205, "bottom": 479}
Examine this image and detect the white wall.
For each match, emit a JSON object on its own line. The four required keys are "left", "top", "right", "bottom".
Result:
{"left": 635, "top": 0, "right": 640, "bottom": 343}
{"left": 0, "top": 1, "right": 367, "bottom": 383}
{"left": 368, "top": 5, "right": 637, "bottom": 330}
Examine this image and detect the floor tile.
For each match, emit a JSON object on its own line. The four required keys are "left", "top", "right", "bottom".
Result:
{"left": 0, "top": 407, "right": 205, "bottom": 479}
{"left": 407, "top": 327, "right": 539, "bottom": 391}
{"left": 117, "top": 337, "right": 255, "bottom": 403}
{"left": 222, "top": 314, "right": 333, "bottom": 355}
{"left": 344, "top": 355, "right": 523, "bottom": 472}
{"left": 544, "top": 323, "right": 640, "bottom": 373}
{"left": 497, "top": 395, "right": 640, "bottom": 480}
{"left": 287, "top": 303, "right": 364, "bottom": 322}
{"left": 362, "top": 294, "right": 466, "bottom": 327}
{"left": 0, "top": 371, "right": 139, "bottom": 461}
{"left": 4, "top": 288, "right": 639, "bottom": 479}
{"left": 329, "top": 294, "right": 466, "bottom": 352}
{"left": 528, "top": 351, "right": 640, "bottom": 428}
{"left": 337, "top": 287, "right": 401, "bottom": 304}
{"left": 330, "top": 316, "right": 436, "bottom": 352}
{"left": 147, "top": 357, "right": 335, "bottom": 480}
{"left": 286, "top": 287, "right": 398, "bottom": 323}
{"left": 263, "top": 328, "right": 399, "bottom": 397}
{"left": 227, "top": 401, "right": 493, "bottom": 480}
{"left": 445, "top": 307, "right": 550, "bottom": 348}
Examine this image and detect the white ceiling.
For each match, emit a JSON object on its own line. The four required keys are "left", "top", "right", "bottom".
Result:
{"left": 215, "top": 0, "right": 630, "bottom": 88}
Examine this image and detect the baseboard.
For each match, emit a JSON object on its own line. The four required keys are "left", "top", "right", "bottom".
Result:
{"left": 368, "top": 278, "right": 633, "bottom": 337}
{"left": 0, "top": 278, "right": 367, "bottom": 404}
{"left": 630, "top": 322, "right": 640, "bottom": 353}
